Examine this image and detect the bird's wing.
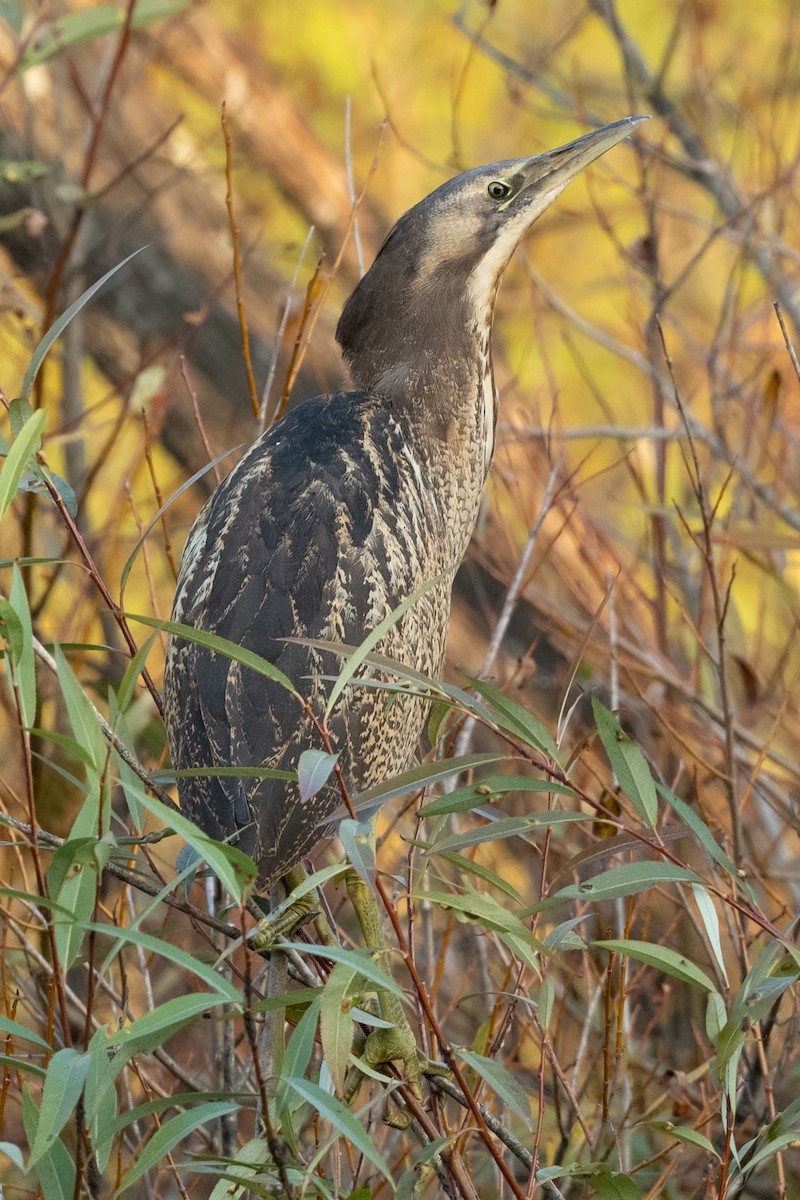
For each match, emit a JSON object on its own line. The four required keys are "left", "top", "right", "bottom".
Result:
{"left": 164, "top": 392, "right": 441, "bottom": 884}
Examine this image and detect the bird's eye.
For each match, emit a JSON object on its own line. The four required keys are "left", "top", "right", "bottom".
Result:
{"left": 487, "top": 180, "right": 512, "bottom": 200}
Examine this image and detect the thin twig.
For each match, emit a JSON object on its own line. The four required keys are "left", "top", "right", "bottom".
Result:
{"left": 221, "top": 101, "right": 260, "bottom": 420}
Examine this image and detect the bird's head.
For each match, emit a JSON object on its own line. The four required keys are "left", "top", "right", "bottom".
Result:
{"left": 337, "top": 116, "right": 648, "bottom": 394}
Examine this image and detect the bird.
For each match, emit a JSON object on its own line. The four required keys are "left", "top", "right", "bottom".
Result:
{"left": 163, "top": 114, "right": 646, "bottom": 1097}
{"left": 164, "top": 117, "right": 646, "bottom": 899}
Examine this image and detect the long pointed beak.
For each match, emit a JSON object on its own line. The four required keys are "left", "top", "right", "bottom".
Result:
{"left": 512, "top": 114, "right": 650, "bottom": 205}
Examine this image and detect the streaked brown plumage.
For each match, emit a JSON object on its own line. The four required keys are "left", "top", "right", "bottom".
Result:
{"left": 164, "top": 117, "right": 646, "bottom": 890}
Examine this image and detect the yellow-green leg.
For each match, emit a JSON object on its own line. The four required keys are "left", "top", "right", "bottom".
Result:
{"left": 343, "top": 868, "right": 440, "bottom": 1112}
{"left": 251, "top": 863, "right": 336, "bottom": 951}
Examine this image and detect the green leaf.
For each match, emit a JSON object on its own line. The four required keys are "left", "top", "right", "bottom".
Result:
{"left": 648, "top": 1120, "right": 718, "bottom": 1156}
{"left": 105, "top": 992, "right": 237, "bottom": 1057}
{"left": 0, "top": 1052, "right": 46, "bottom": 1079}
{"left": 350, "top": 752, "right": 504, "bottom": 816}
{"left": 430, "top": 811, "right": 592, "bottom": 854}
{"left": 208, "top": 1138, "right": 270, "bottom": 1200}
{"left": 551, "top": 861, "right": 701, "bottom": 904}
{"left": 112, "top": 777, "right": 257, "bottom": 903}
{"left": 320, "top": 962, "right": 359, "bottom": 1094}
{"left": 592, "top": 698, "right": 657, "bottom": 827}
{"left": 657, "top": 784, "right": 756, "bottom": 902}
{"left": 691, "top": 884, "right": 728, "bottom": 986}
{"left": 19, "top": 1, "right": 190, "bottom": 69}
{"left": 421, "top": 774, "right": 576, "bottom": 817}
{"left": 470, "top": 679, "right": 561, "bottom": 760}
{"left": 29, "top": 1047, "right": 90, "bottom": 1165}
{"left": 89, "top": 925, "right": 241, "bottom": 1002}
{"left": 54, "top": 645, "right": 107, "bottom": 773}
{"left": 277, "top": 944, "right": 403, "bottom": 998}
{"left": 0, "top": 1141, "right": 25, "bottom": 1170}
{"left": 338, "top": 818, "right": 375, "bottom": 888}
{"left": 297, "top": 748, "right": 338, "bottom": 803}
{"left": 0, "top": 407, "right": 47, "bottom": 518}
{"left": 326, "top": 575, "right": 444, "bottom": 717}
{"left": 113, "top": 1101, "right": 239, "bottom": 1195}
{"left": 590, "top": 1173, "right": 642, "bottom": 1199}
{"left": 275, "top": 996, "right": 321, "bottom": 1132}
{"left": 22, "top": 1089, "right": 76, "bottom": 1200}
{"left": 456, "top": 1047, "right": 530, "bottom": 1122}
{"left": 10, "top": 567, "right": 35, "bottom": 723}
{"left": 538, "top": 976, "right": 555, "bottom": 1030}
{"left": 0, "top": 1015, "right": 50, "bottom": 1050}
{"left": 20, "top": 249, "right": 148, "bottom": 400}
{"left": 51, "top": 845, "right": 100, "bottom": 970}
{"left": 594, "top": 939, "right": 716, "bottom": 991}
{"left": 127, "top": 612, "right": 297, "bottom": 695}
{"left": 437, "top": 851, "right": 525, "bottom": 902}
{"left": 282, "top": 1077, "right": 393, "bottom": 1184}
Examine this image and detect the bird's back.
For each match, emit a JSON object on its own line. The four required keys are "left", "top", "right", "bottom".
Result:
{"left": 164, "top": 390, "right": 453, "bottom": 887}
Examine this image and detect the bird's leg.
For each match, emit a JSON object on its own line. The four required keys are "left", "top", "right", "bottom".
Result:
{"left": 251, "top": 863, "right": 336, "bottom": 952}
{"left": 343, "top": 867, "right": 442, "bottom": 1120}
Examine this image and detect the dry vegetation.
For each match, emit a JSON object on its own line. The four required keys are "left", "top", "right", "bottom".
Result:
{"left": 0, "top": 1, "right": 799, "bottom": 1197}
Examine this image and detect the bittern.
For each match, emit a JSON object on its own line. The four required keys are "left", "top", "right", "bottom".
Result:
{"left": 164, "top": 115, "right": 647, "bottom": 1094}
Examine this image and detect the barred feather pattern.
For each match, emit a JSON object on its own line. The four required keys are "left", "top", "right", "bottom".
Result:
{"left": 163, "top": 385, "right": 489, "bottom": 889}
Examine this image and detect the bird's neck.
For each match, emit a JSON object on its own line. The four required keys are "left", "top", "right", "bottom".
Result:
{"left": 346, "top": 307, "right": 498, "bottom": 568}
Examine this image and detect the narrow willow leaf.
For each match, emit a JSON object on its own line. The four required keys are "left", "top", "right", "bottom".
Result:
{"left": 594, "top": 938, "right": 716, "bottom": 991}
{"left": 349, "top": 752, "right": 504, "bottom": 815}
{"left": 208, "top": 1138, "right": 269, "bottom": 1200}
{"left": 338, "top": 818, "right": 375, "bottom": 888}
{"left": 706, "top": 990, "right": 727, "bottom": 1043}
{"left": 470, "top": 678, "right": 560, "bottom": 760}
{"left": 115, "top": 778, "right": 256, "bottom": 903}
{"left": 0, "top": 407, "right": 47, "bottom": 518}
{"left": 590, "top": 1172, "right": 642, "bottom": 1199}
{"left": 320, "top": 961, "right": 359, "bottom": 1094}
{"left": 743, "top": 1130, "right": 800, "bottom": 1176}
{"left": 9, "top": 564, "right": 35, "bottom": 726}
{"left": 326, "top": 574, "right": 444, "bottom": 717}
{"left": 104, "top": 992, "right": 237, "bottom": 1057}
{"left": 691, "top": 885, "right": 728, "bottom": 986}
{"left": 538, "top": 976, "right": 555, "bottom": 1030}
{"left": 421, "top": 774, "right": 575, "bottom": 817}
{"left": 592, "top": 697, "right": 657, "bottom": 827}
{"left": 127, "top": 612, "right": 297, "bottom": 694}
{"left": 22, "top": 1089, "right": 75, "bottom": 1200}
{"left": 0, "top": 1053, "right": 45, "bottom": 1079}
{"left": 275, "top": 995, "right": 321, "bottom": 1125}
{"left": 430, "top": 811, "right": 592, "bottom": 855}
{"left": 54, "top": 645, "right": 107, "bottom": 772}
{"left": 456, "top": 1047, "right": 530, "bottom": 1122}
{"left": 282, "top": 1077, "right": 393, "bottom": 1184}
{"left": 52, "top": 850, "right": 99, "bottom": 970}
{"left": 277, "top": 943, "right": 403, "bottom": 998}
{"left": 20, "top": 249, "right": 148, "bottom": 400}
{"left": 417, "top": 889, "right": 541, "bottom": 951}
{"left": 437, "top": 851, "right": 525, "bottom": 903}
{"left": 0, "top": 1141, "right": 25, "bottom": 1170}
{"left": 297, "top": 748, "right": 338, "bottom": 803}
{"left": 552, "top": 861, "right": 701, "bottom": 904}
{"left": 648, "top": 1121, "right": 718, "bottom": 1156}
{"left": 29, "top": 1048, "right": 90, "bottom": 1165}
{"left": 113, "top": 1101, "right": 239, "bottom": 1195}
{"left": 657, "top": 784, "right": 755, "bottom": 901}
{"left": 0, "top": 1015, "right": 49, "bottom": 1049}
{"left": 89, "top": 926, "right": 241, "bottom": 1002}
{"left": 20, "top": 1, "right": 190, "bottom": 70}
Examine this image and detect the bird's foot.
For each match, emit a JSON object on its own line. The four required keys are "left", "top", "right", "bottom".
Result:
{"left": 250, "top": 890, "right": 320, "bottom": 952}
{"left": 344, "top": 1015, "right": 449, "bottom": 1126}
{"left": 249, "top": 864, "right": 337, "bottom": 952}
